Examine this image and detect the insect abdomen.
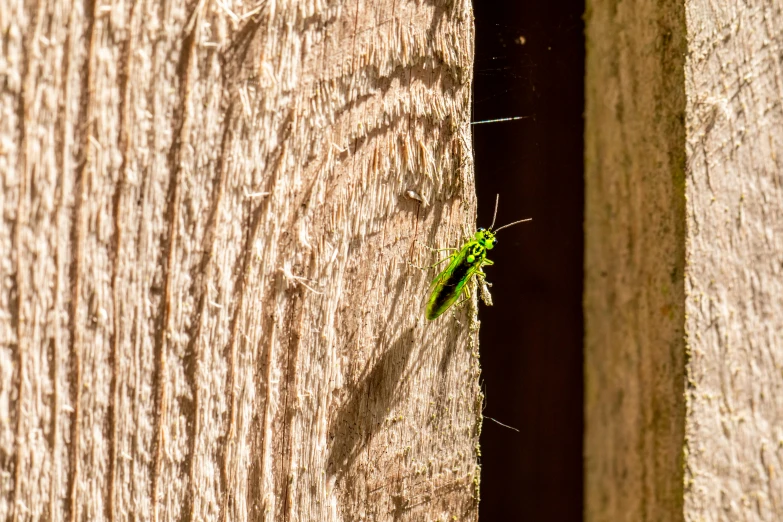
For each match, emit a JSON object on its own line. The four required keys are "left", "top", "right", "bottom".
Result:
{"left": 425, "top": 256, "right": 475, "bottom": 320}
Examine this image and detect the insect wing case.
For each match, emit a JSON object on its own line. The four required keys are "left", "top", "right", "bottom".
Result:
{"left": 425, "top": 245, "right": 481, "bottom": 320}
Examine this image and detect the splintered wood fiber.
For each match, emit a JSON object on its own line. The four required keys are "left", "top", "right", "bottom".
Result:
{"left": 0, "top": 0, "right": 482, "bottom": 520}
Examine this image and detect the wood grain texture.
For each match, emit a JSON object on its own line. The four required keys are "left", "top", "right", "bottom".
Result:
{"left": 685, "top": 2, "right": 783, "bottom": 520}
{"left": 585, "top": 0, "right": 687, "bottom": 520}
{"left": 587, "top": 1, "right": 783, "bottom": 521}
{"left": 0, "top": 0, "right": 481, "bottom": 520}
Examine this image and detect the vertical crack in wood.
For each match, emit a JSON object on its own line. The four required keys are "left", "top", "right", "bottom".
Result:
{"left": 11, "top": 0, "right": 48, "bottom": 516}
{"left": 10, "top": 77, "right": 26, "bottom": 522}
{"left": 282, "top": 280, "right": 309, "bottom": 522}
{"left": 107, "top": 2, "right": 139, "bottom": 519}
{"left": 221, "top": 111, "right": 292, "bottom": 522}
{"left": 181, "top": 99, "right": 232, "bottom": 522}
{"left": 217, "top": 172, "right": 253, "bottom": 522}
{"left": 151, "top": 3, "right": 201, "bottom": 520}
{"left": 11, "top": 6, "right": 34, "bottom": 521}
{"left": 50, "top": 0, "right": 76, "bottom": 514}
{"left": 257, "top": 320, "right": 278, "bottom": 521}
{"left": 65, "top": 0, "right": 99, "bottom": 518}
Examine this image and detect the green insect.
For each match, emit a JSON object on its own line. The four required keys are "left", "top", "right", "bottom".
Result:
{"left": 424, "top": 196, "right": 531, "bottom": 320}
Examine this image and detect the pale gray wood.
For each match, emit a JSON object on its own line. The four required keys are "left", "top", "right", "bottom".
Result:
{"left": 0, "top": 0, "right": 481, "bottom": 520}
{"left": 685, "top": 2, "right": 783, "bottom": 520}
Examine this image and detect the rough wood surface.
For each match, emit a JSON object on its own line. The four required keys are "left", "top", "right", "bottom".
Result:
{"left": 0, "top": 0, "right": 481, "bottom": 520}
{"left": 685, "top": 3, "right": 783, "bottom": 520}
{"left": 587, "top": 1, "right": 783, "bottom": 521}
{"left": 584, "top": 1, "right": 687, "bottom": 520}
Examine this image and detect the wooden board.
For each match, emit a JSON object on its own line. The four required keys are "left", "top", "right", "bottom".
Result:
{"left": 0, "top": 0, "right": 481, "bottom": 520}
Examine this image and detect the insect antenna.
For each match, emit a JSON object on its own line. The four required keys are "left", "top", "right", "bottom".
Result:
{"left": 493, "top": 217, "right": 532, "bottom": 233}
{"left": 489, "top": 194, "right": 500, "bottom": 230}
{"left": 488, "top": 194, "right": 531, "bottom": 233}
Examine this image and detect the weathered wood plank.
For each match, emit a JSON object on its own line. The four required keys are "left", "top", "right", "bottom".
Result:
{"left": 685, "top": 3, "right": 783, "bottom": 519}
{"left": 0, "top": 0, "right": 481, "bottom": 520}
{"left": 585, "top": 0, "right": 687, "bottom": 520}
{"left": 587, "top": 1, "right": 783, "bottom": 521}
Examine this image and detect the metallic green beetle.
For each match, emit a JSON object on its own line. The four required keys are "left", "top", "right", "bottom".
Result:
{"left": 425, "top": 196, "right": 531, "bottom": 320}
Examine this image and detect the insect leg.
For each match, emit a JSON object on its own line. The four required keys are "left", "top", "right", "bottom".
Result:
{"left": 421, "top": 245, "right": 458, "bottom": 253}
{"left": 475, "top": 257, "right": 493, "bottom": 283}
{"left": 450, "top": 279, "right": 473, "bottom": 310}
{"left": 408, "top": 255, "right": 453, "bottom": 271}
{"left": 410, "top": 243, "right": 458, "bottom": 270}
